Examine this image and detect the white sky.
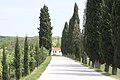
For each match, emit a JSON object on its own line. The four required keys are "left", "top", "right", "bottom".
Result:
{"left": 0, "top": 0, "right": 86, "bottom": 37}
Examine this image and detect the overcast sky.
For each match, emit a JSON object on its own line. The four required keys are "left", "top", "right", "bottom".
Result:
{"left": 0, "top": 0, "right": 86, "bottom": 37}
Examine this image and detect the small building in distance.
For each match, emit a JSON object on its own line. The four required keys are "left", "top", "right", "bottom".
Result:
{"left": 51, "top": 47, "right": 62, "bottom": 56}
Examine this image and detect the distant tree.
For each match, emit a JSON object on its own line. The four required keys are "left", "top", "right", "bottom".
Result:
{"left": 111, "top": 0, "right": 120, "bottom": 75}
{"left": 82, "top": 8, "right": 87, "bottom": 64}
{"left": 38, "top": 5, "right": 52, "bottom": 54}
{"left": 68, "top": 3, "right": 81, "bottom": 61}
{"left": 34, "top": 45, "right": 41, "bottom": 67}
{"left": 2, "top": 46, "right": 9, "bottom": 80}
{"left": 23, "top": 36, "right": 29, "bottom": 76}
{"left": 14, "top": 36, "right": 20, "bottom": 80}
{"left": 61, "top": 22, "right": 69, "bottom": 56}
{"left": 29, "top": 45, "right": 35, "bottom": 73}
{"left": 56, "top": 37, "right": 60, "bottom": 48}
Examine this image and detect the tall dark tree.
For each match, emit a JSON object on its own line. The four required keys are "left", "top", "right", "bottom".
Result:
{"left": 111, "top": 0, "right": 120, "bottom": 75}
{"left": 68, "top": 3, "right": 81, "bottom": 61}
{"left": 23, "top": 36, "right": 29, "bottom": 76}
{"left": 61, "top": 22, "right": 69, "bottom": 56}
{"left": 84, "top": 0, "right": 104, "bottom": 68}
{"left": 100, "top": 0, "right": 114, "bottom": 72}
{"left": 82, "top": 8, "right": 88, "bottom": 64}
{"left": 2, "top": 46, "right": 9, "bottom": 80}
{"left": 14, "top": 36, "right": 20, "bottom": 80}
{"left": 38, "top": 5, "right": 52, "bottom": 54}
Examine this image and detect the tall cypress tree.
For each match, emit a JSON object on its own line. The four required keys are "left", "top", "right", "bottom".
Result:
{"left": 84, "top": 0, "right": 94, "bottom": 66}
{"left": 29, "top": 45, "right": 35, "bottom": 73}
{"left": 14, "top": 36, "right": 20, "bottom": 80}
{"left": 38, "top": 5, "right": 52, "bottom": 53}
{"left": 85, "top": 0, "right": 104, "bottom": 68}
{"left": 68, "top": 3, "right": 81, "bottom": 60}
{"left": 23, "top": 36, "right": 29, "bottom": 76}
{"left": 111, "top": 0, "right": 120, "bottom": 75}
{"left": 61, "top": 22, "right": 69, "bottom": 56}
{"left": 2, "top": 46, "right": 9, "bottom": 80}
{"left": 100, "top": 0, "right": 114, "bottom": 72}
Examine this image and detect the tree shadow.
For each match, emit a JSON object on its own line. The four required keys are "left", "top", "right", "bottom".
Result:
{"left": 56, "top": 69, "right": 95, "bottom": 73}
{"left": 102, "top": 73, "right": 111, "bottom": 76}
{"left": 48, "top": 72, "right": 102, "bottom": 76}
{"left": 95, "top": 69, "right": 103, "bottom": 72}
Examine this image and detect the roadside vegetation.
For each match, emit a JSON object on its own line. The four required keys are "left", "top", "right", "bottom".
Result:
{"left": 61, "top": 1, "right": 120, "bottom": 80}
{"left": 0, "top": 36, "right": 49, "bottom": 80}
{"left": 0, "top": 4, "right": 53, "bottom": 80}
{"left": 21, "top": 56, "right": 51, "bottom": 80}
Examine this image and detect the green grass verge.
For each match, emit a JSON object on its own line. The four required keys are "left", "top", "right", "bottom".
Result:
{"left": 93, "top": 64, "right": 120, "bottom": 79}
{"left": 21, "top": 56, "right": 51, "bottom": 80}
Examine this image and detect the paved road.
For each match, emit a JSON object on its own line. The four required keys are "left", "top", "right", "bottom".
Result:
{"left": 38, "top": 56, "right": 118, "bottom": 80}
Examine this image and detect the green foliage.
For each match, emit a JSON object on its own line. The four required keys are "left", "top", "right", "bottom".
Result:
{"left": 52, "top": 36, "right": 61, "bottom": 47}
{"left": 2, "top": 46, "right": 9, "bottom": 80}
{"left": 23, "top": 36, "right": 29, "bottom": 76}
{"left": 0, "top": 36, "right": 47, "bottom": 79}
{"left": 14, "top": 36, "right": 21, "bottom": 80}
{"left": 61, "top": 22, "right": 69, "bottom": 56}
{"left": 111, "top": 0, "right": 120, "bottom": 74}
{"left": 29, "top": 45, "right": 36, "bottom": 73}
{"left": 99, "top": 0, "right": 115, "bottom": 72}
{"left": 38, "top": 5, "right": 52, "bottom": 52}
{"left": 34, "top": 44, "right": 48, "bottom": 68}
{"left": 21, "top": 56, "right": 51, "bottom": 80}
{"left": 84, "top": 0, "right": 104, "bottom": 66}
{"left": 67, "top": 3, "right": 81, "bottom": 60}
{"left": 84, "top": 0, "right": 120, "bottom": 75}
{"left": 0, "top": 64, "right": 2, "bottom": 79}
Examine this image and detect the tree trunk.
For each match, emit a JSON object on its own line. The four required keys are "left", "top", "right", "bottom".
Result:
{"left": 84, "top": 54, "right": 87, "bottom": 64}
{"left": 95, "top": 60, "right": 101, "bottom": 69}
{"left": 92, "top": 61, "right": 95, "bottom": 68}
{"left": 88, "top": 59, "right": 91, "bottom": 66}
{"left": 104, "top": 64, "right": 109, "bottom": 72}
{"left": 112, "top": 66, "right": 117, "bottom": 75}
{"left": 97, "top": 61, "right": 101, "bottom": 69}
{"left": 82, "top": 56, "right": 84, "bottom": 63}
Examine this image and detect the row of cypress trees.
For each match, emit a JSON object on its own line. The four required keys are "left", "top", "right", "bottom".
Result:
{"left": 1, "top": 36, "right": 47, "bottom": 80}
{"left": 61, "top": 1, "right": 120, "bottom": 75}
{"left": 61, "top": 3, "right": 82, "bottom": 61}
{"left": 84, "top": 0, "right": 120, "bottom": 75}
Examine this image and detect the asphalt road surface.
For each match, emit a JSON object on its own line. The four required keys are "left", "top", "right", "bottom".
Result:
{"left": 38, "top": 56, "right": 118, "bottom": 80}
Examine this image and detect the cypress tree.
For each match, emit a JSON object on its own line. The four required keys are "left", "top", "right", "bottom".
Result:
{"left": 35, "top": 45, "right": 41, "bottom": 67}
{"left": 111, "top": 0, "right": 120, "bottom": 75}
{"left": 29, "top": 48, "right": 35, "bottom": 73}
{"left": 29, "top": 45, "right": 35, "bottom": 73}
{"left": 38, "top": 5, "right": 52, "bottom": 54}
{"left": 61, "top": 22, "right": 69, "bottom": 56}
{"left": 68, "top": 3, "right": 81, "bottom": 60}
{"left": 23, "top": 36, "right": 29, "bottom": 76}
{"left": 85, "top": 0, "right": 104, "bottom": 68}
{"left": 2, "top": 46, "right": 9, "bottom": 80}
{"left": 82, "top": 8, "right": 88, "bottom": 65}
{"left": 14, "top": 36, "right": 20, "bottom": 80}
{"left": 100, "top": 0, "right": 114, "bottom": 72}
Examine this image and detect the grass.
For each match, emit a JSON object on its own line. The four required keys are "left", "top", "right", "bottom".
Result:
{"left": 21, "top": 56, "right": 51, "bottom": 80}
{"left": 81, "top": 60, "right": 120, "bottom": 80}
